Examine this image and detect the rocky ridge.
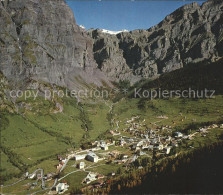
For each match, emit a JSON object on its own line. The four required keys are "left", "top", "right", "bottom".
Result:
{"left": 88, "top": 1, "right": 223, "bottom": 83}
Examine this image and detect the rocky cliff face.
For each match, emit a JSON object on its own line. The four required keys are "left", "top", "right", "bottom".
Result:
{"left": 88, "top": 30, "right": 140, "bottom": 84}
{"left": 0, "top": 0, "right": 111, "bottom": 90}
{"left": 88, "top": 1, "right": 223, "bottom": 83}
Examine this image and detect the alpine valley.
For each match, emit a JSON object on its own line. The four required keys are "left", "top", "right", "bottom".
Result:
{"left": 0, "top": 0, "right": 223, "bottom": 194}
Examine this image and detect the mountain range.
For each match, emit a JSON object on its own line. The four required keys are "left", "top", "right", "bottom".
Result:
{"left": 0, "top": 0, "right": 223, "bottom": 89}
{"left": 88, "top": 1, "right": 223, "bottom": 83}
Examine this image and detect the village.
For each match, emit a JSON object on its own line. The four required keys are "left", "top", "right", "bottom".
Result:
{"left": 20, "top": 115, "right": 223, "bottom": 194}
{"left": 3, "top": 115, "right": 223, "bottom": 194}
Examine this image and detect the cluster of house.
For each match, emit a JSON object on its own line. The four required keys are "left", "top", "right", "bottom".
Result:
{"left": 27, "top": 171, "right": 54, "bottom": 181}
{"left": 126, "top": 116, "right": 140, "bottom": 124}
{"left": 198, "top": 123, "right": 223, "bottom": 135}
{"left": 83, "top": 172, "right": 105, "bottom": 184}
{"left": 52, "top": 116, "right": 223, "bottom": 192}
{"left": 123, "top": 116, "right": 171, "bottom": 138}
{"left": 56, "top": 155, "right": 68, "bottom": 170}
{"left": 120, "top": 118, "right": 223, "bottom": 157}
{"left": 118, "top": 134, "right": 174, "bottom": 155}
{"left": 91, "top": 140, "right": 115, "bottom": 150}
{"left": 69, "top": 140, "right": 116, "bottom": 166}
{"left": 116, "top": 118, "right": 184, "bottom": 155}
{"left": 118, "top": 116, "right": 223, "bottom": 156}
{"left": 113, "top": 153, "right": 139, "bottom": 164}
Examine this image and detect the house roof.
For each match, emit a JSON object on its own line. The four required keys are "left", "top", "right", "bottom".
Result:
{"left": 75, "top": 154, "right": 86, "bottom": 158}
{"left": 56, "top": 183, "right": 65, "bottom": 188}
{"left": 87, "top": 172, "right": 97, "bottom": 179}
{"left": 88, "top": 152, "right": 98, "bottom": 158}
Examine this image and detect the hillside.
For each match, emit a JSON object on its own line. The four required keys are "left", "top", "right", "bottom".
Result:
{"left": 128, "top": 58, "right": 223, "bottom": 97}
{"left": 0, "top": 94, "right": 112, "bottom": 183}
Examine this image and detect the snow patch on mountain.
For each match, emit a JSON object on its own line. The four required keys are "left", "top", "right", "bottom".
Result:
{"left": 79, "top": 25, "right": 86, "bottom": 29}
{"left": 101, "top": 29, "right": 129, "bottom": 35}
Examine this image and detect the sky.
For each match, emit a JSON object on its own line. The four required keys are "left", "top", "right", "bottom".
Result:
{"left": 67, "top": 1, "right": 205, "bottom": 31}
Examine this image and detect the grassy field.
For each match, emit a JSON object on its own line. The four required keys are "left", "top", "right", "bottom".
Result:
{"left": 0, "top": 152, "right": 20, "bottom": 177}
{"left": 83, "top": 102, "right": 111, "bottom": 140}
{"left": 0, "top": 95, "right": 112, "bottom": 186}
{"left": 1, "top": 114, "right": 52, "bottom": 149}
